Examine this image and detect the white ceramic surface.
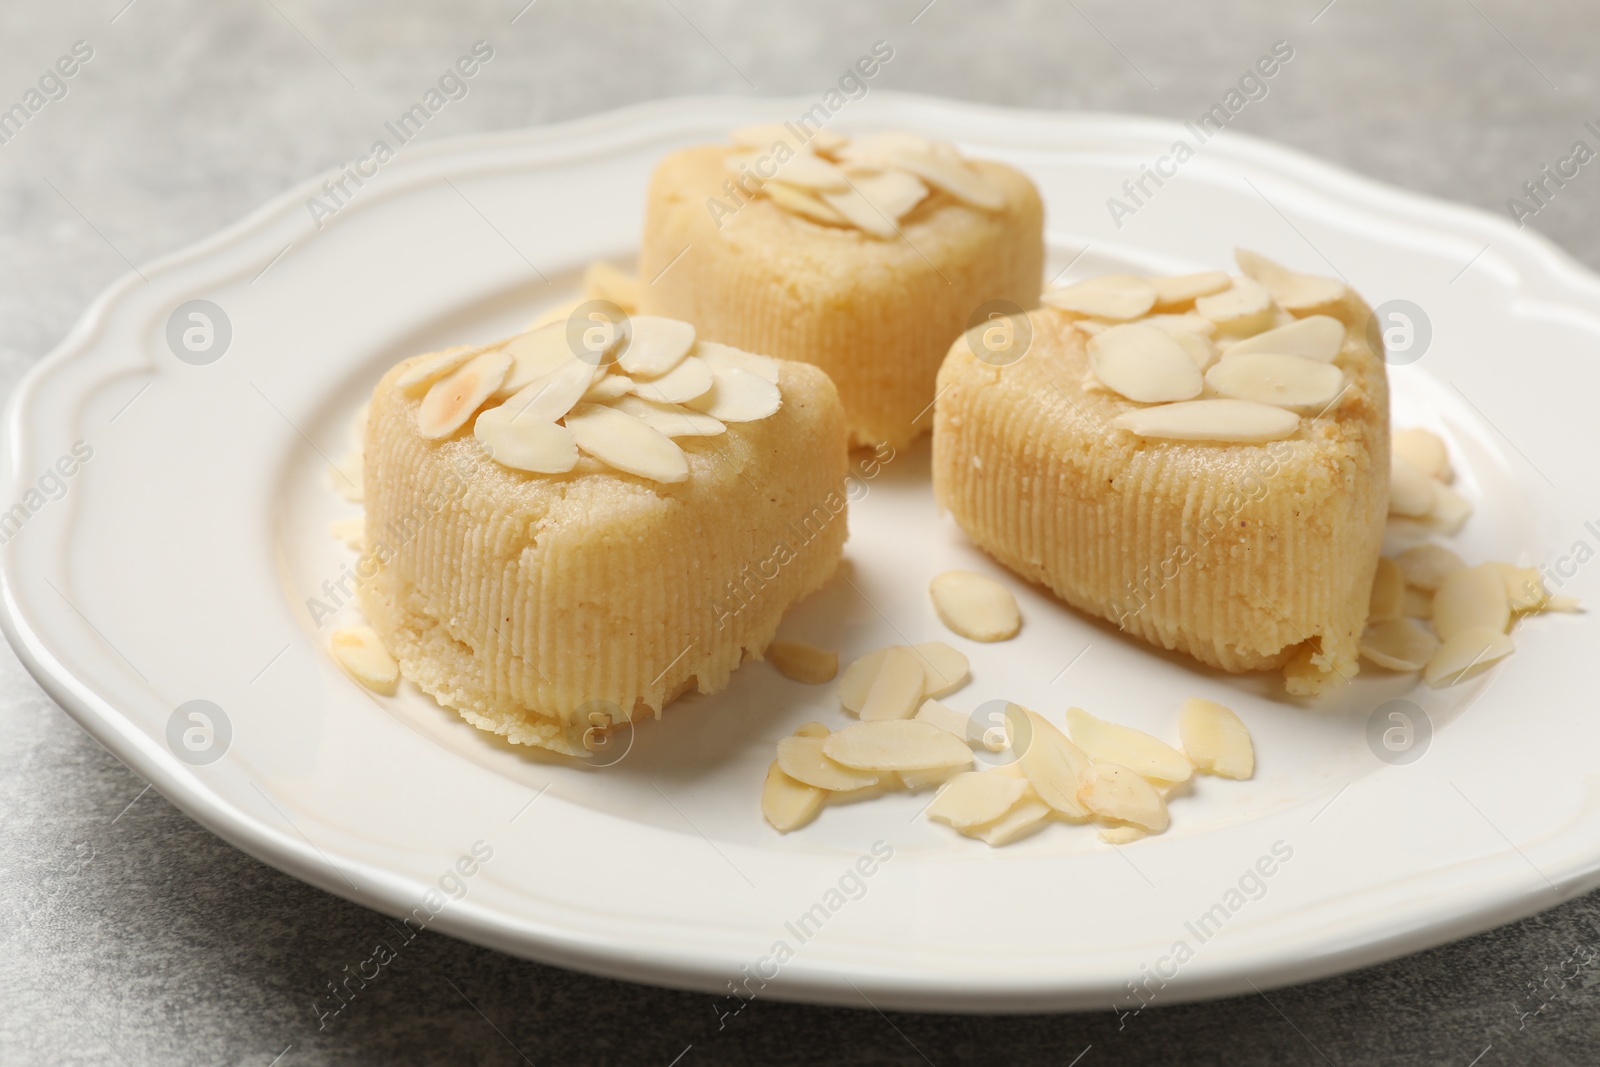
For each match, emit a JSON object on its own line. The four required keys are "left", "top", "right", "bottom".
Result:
{"left": 3, "top": 95, "right": 1597, "bottom": 1013}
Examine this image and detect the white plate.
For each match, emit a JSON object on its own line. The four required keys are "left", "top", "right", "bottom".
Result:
{"left": 4, "top": 95, "right": 1598, "bottom": 1013}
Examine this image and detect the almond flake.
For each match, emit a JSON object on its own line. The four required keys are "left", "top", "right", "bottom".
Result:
{"left": 968, "top": 792, "right": 1053, "bottom": 846}
{"left": 838, "top": 648, "right": 891, "bottom": 715}
{"left": 582, "top": 374, "right": 635, "bottom": 402}
{"left": 899, "top": 764, "right": 963, "bottom": 791}
{"left": 329, "top": 516, "right": 363, "bottom": 550}
{"left": 1098, "top": 824, "right": 1149, "bottom": 845}
{"left": 696, "top": 341, "right": 781, "bottom": 383}
{"left": 564, "top": 402, "right": 689, "bottom": 483}
{"left": 929, "top": 570, "right": 1021, "bottom": 642}
{"left": 837, "top": 132, "right": 938, "bottom": 162}
{"left": 1544, "top": 595, "right": 1582, "bottom": 613}
{"left": 396, "top": 345, "right": 485, "bottom": 392}
{"left": 822, "top": 169, "right": 929, "bottom": 233}
{"left": 1494, "top": 563, "right": 1548, "bottom": 612}
{"left": 776, "top": 735, "right": 879, "bottom": 792}
{"left": 1076, "top": 763, "right": 1169, "bottom": 833}
{"left": 330, "top": 625, "right": 399, "bottom": 694}
{"left": 761, "top": 761, "right": 825, "bottom": 832}
{"left": 1177, "top": 698, "right": 1253, "bottom": 779}
{"left": 497, "top": 324, "right": 583, "bottom": 398}
{"left": 889, "top": 151, "right": 1004, "bottom": 210}
{"left": 686, "top": 365, "right": 782, "bottom": 422}
{"left": 770, "top": 151, "right": 850, "bottom": 192}
{"left": 417, "top": 349, "right": 513, "bottom": 439}
{"left": 1088, "top": 324, "right": 1205, "bottom": 403}
{"left": 474, "top": 405, "right": 580, "bottom": 474}
{"left": 1195, "top": 277, "right": 1277, "bottom": 335}
{"left": 1065, "top": 707, "right": 1192, "bottom": 782}
{"left": 1235, "top": 249, "right": 1347, "bottom": 312}
{"left": 764, "top": 180, "right": 849, "bottom": 225}
{"left": 1428, "top": 482, "right": 1472, "bottom": 534}
{"left": 1424, "top": 625, "right": 1514, "bottom": 687}
{"left": 1142, "top": 313, "right": 1218, "bottom": 338}
{"left": 1041, "top": 274, "right": 1157, "bottom": 321}
{"left": 766, "top": 640, "right": 838, "bottom": 684}
{"left": 1369, "top": 557, "right": 1405, "bottom": 622}
{"left": 1149, "top": 271, "right": 1232, "bottom": 309}
{"left": 630, "top": 355, "right": 714, "bottom": 405}
{"left": 1403, "top": 586, "right": 1434, "bottom": 619}
{"left": 822, "top": 720, "right": 975, "bottom": 773}
{"left": 1393, "top": 427, "right": 1451, "bottom": 481}
{"left": 616, "top": 316, "right": 696, "bottom": 378}
{"left": 793, "top": 721, "right": 831, "bottom": 739}
{"left": 1433, "top": 563, "right": 1511, "bottom": 642}
{"left": 1222, "top": 315, "right": 1345, "bottom": 362}
{"left": 1359, "top": 617, "right": 1442, "bottom": 672}
{"left": 859, "top": 646, "right": 926, "bottom": 721}
{"left": 911, "top": 641, "right": 969, "bottom": 698}
{"left": 1389, "top": 455, "right": 1438, "bottom": 517}
{"left": 1014, "top": 707, "right": 1093, "bottom": 819}
{"left": 499, "top": 356, "right": 601, "bottom": 425}
{"left": 1171, "top": 331, "right": 1219, "bottom": 370}
{"left": 607, "top": 395, "right": 726, "bottom": 438}
{"left": 925, "top": 771, "right": 1031, "bottom": 829}
{"left": 1113, "top": 398, "right": 1300, "bottom": 444}
{"left": 1395, "top": 543, "right": 1465, "bottom": 591}
{"left": 1205, "top": 352, "right": 1344, "bottom": 410}
{"left": 913, "top": 698, "right": 971, "bottom": 741}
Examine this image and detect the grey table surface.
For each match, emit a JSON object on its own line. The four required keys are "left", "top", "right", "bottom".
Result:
{"left": 3, "top": 1, "right": 1598, "bottom": 1064}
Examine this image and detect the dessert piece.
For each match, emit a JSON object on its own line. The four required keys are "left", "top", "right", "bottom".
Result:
{"left": 637, "top": 125, "right": 1044, "bottom": 448}
{"left": 360, "top": 315, "right": 849, "bottom": 754}
{"left": 933, "top": 252, "right": 1390, "bottom": 695}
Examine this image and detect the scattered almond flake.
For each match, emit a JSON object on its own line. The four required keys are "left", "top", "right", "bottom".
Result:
{"left": 967, "top": 792, "right": 1054, "bottom": 846}
{"left": 616, "top": 315, "right": 696, "bottom": 378}
{"left": 606, "top": 395, "right": 726, "bottom": 438}
{"left": 911, "top": 641, "right": 969, "bottom": 698}
{"left": 686, "top": 365, "right": 783, "bottom": 422}
{"left": 888, "top": 151, "right": 1004, "bottom": 210}
{"left": 737, "top": 149, "right": 850, "bottom": 192}
{"left": 764, "top": 180, "right": 849, "bottom": 225}
{"left": 913, "top": 698, "right": 971, "bottom": 742}
{"left": 1088, "top": 324, "right": 1205, "bottom": 403}
{"left": 838, "top": 648, "right": 891, "bottom": 715}
{"left": 1491, "top": 562, "right": 1548, "bottom": 613}
{"left": 497, "top": 324, "right": 582, "bottom": 398}
{"left": 1433, "top": 563, "right": 1511, "bottom": 642}
{"left": 696, "top": 341, "right": 781, "bottom": 383}
{"left": 330, "top": 449, "right": 364, "bottom": 503}
{"left": 1402, "top": 586, "right": 1434, "bottom": 619}
{"left": 1113, "top": 398, "right": 1299, "bottom": 444}
{"left": 1230, "top": 317, "right": 1347, "bottom": 364}
{"left": 1170, "top": 331, "right": 1218, "bottom": 370}
{"left": 836, "top": 131, "right": 939, "bottom": 162}
{"left": 417, "top": 349, "right": 513, "bottom": 439}
{"left": 329, "top": 516, "right": 364, "bottom": 550}
{"left": 499, "top": 357, "right": 601, "bottom": 425}
{"left": 761, "top": 761, "right": 826, "bottom": 832}
{"left": 395, "top": 345, "right": 485, "bottom": 392}
{"left": 630, "top": 355, "right": 714, "bottom": 406}
{"left": 1064, "top": 707, "right": 1192, "bottom": 783}
{"left": 582, "top": 260, "right": 642, "bottom": 314}
{"left": 859, "top": 646, "right": 927, "bottom": 721}
{"left": 821, "top": 169, "right": 928, "bottom": 235}
{"left": 1098, "top": 824, "right": 1149, "bottom": 845}
{"left": 1076, "top": 763, "right": 1170, "bottom": 833}
{"left": 330, "top": 625, "right": 399, "bottom": 694}
{"left": 929, "top": 570, "right": 1021, "bottom": 642}
{"left": 1204, "top": 352, "right": 1344, "bottom": 410}
{"left": 564, "top": 402, "right": 689, "bottom": 483}
{"left": 925, "top": 771, "right": 1031, "bottom": 829}
{"left": 1142, "top": 313, "right": 1218, "bottom": 338}
{"left": 1395, "top": 543, "right": 1465, "bottom": 591}
{"left": 766, "top": 640, "right": 838, "bottom": 684}
{"left": 1041, "top": 274, "right": 1157, "bottom": 321}
{"left": 822, "top": 719, "right": 974, "bottom": 773}
{"left": 1369, "top": 557, "right": 1405, "bottom": 622}
{"left": 1074, "top": 319, "right": 1111, "bottom": 337}
{"left": 1428, "top": 482, "right": 1472, "bottom": 534}
{"left": 474, "top": 405, "right": 580, "bottom": 474}
{"left": 582, "top": 374, "right": 635, "bottom": 403}
{"left": 899, "top": 765, "right": 963, "bottom": 791}
{"left": 1195, "top": 277, "right": 1276, "bottom": 335}
{"left": 1544, "top": 595, "right": 1583, "bottom": 613}
{"left": 1177, "top": 698, "right": 1253, "bottom": 779}
{"left": 1360, "top": 617, "right": 1442, "bottom": 672}
{"left": 1235, "top": 249, "right": 1348, "bottom": 312}
{"left": 1392, "top": 427, "right": 1451, "bottom": 482}
{"left": 1014, "top": 707, "right": 1093, "bottom": 819}
{"left": 1424, "top": 625, "right": 1514, "bottom": 687}
{"left": 775, "top": 735, "right": 879, "bottom": 792}
{"left": 1388, "top": 454, "right": 1438, "bottom": 518}
{"left": 1148, "top": 271, "right": 1231, "bottom": 309}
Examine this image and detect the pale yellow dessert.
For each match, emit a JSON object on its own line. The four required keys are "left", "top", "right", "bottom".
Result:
{"left": 637, "top": 125, "right": 1044, "bottom": 449}
{"left": 932, "top": 253, "right": 1390, "bottom": 695}
{"left": 360, "top": 316, "right": 849, "bottom": 753}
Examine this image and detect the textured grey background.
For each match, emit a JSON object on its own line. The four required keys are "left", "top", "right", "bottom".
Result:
{"left": 3, "top": 1, "right": 1599, "bottom": 1064}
